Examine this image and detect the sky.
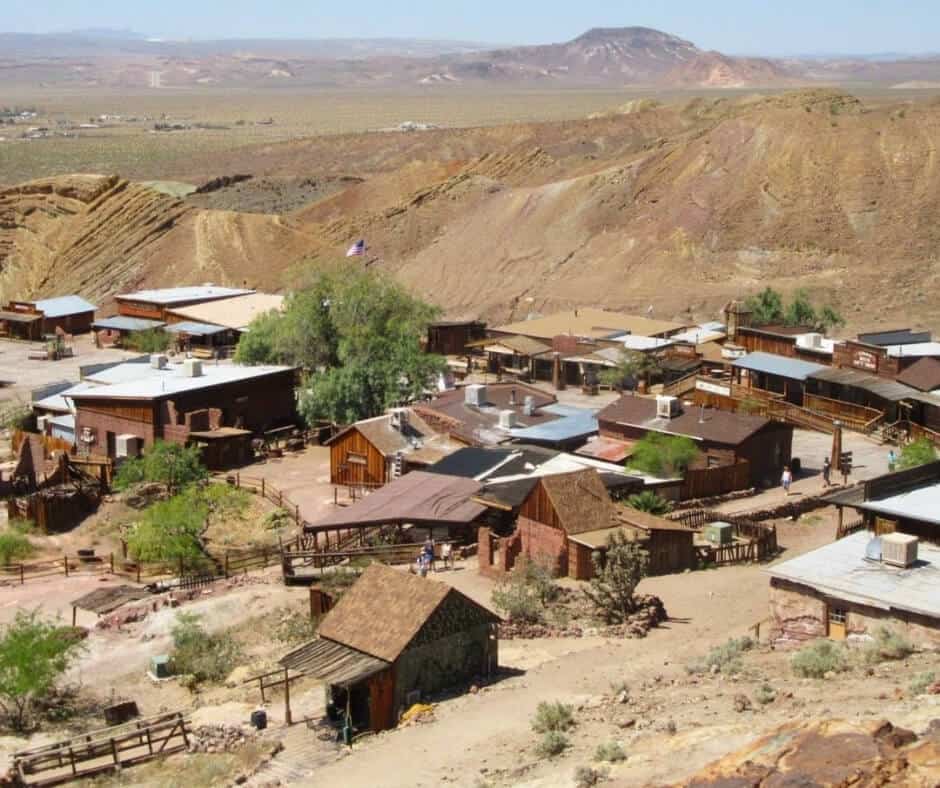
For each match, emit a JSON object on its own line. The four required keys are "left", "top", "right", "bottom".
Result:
{"left": 5, "top": 1, "right": 940, "bottom": 56}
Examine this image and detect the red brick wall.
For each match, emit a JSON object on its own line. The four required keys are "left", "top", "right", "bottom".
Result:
{"left": 75, "top": 411, "right": 156, "bottom": 455}
{"left": 568, "top": 541, "right": 595, "bottom": 580}
{"left": 518, "top": 516, "right": 568, "bottom": 576}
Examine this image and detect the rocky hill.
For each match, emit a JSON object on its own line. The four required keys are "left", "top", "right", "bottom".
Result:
{"left": 3, "top": 90, "right": 940, "bottom": 332}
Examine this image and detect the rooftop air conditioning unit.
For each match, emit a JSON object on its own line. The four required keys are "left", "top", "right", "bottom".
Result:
{"left": 115, "top": 434, "right": 143, "bottom": 459}
{"left": 881, "top": 532, "right": 918, "bottom": 568}
{"left": 465, "top": 384, "right": 486, "bottom": 407}
{"left": 181, "top": 359, "right": 203, "bottom": 378}
{"left": 656, "top": 395, "right": 681, "bottom": 419}
{"left": 389, "top": 407, "right": 409, "bottom": 431}
{"left": 498, "top": 410, "right": 518, "bottom": 429}
{"left": 523, "top": 395, "right": 536, "bottom": 416}
{"left": 35, "top": 415, "right": 51, "bottom": 434}
{"left": 150, "top": 353, "right": 168, "bottom": 370}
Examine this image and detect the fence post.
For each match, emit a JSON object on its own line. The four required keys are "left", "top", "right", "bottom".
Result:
{"left": 64, "top": 555, "right": 69, "bottom": 577}
{"left": 236, "top": 472, "right": 240, "bottom": 488}
{"left": 224, "top": 553, "right": 229, "bottom": 579}
{"left": 261, "top": 478, "right": 265, "bottom": 498}
{"left": 19, "top": 564, "right": 24, "bottom": 585}
{"left": 136, "top": 562, "right": 141, "bottom": 584}
{"left": 279, "top": 490, "right": 283, "bottom": 507}
{"left": 295, "top": 504, "right": 300, "bottom": 524}
{"left": 109, "top": 553, "right": 114, "bottom": 574}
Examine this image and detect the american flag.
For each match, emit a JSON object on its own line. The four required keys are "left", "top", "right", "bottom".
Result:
{"left": 346, "top": 239, "right": 366, "bottom": 257}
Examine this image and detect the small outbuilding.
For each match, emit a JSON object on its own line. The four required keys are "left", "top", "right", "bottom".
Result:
{"left": 0, "top": 296, "right": 96, "bottom": 340}
{"left": 280, "top": 564, "right": 499, "bottom": 733}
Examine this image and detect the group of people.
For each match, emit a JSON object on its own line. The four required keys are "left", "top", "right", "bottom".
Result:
{"left": 415, "top": 538, "right": 453, "bottom": 576}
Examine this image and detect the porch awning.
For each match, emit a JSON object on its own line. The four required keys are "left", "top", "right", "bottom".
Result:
{"left": 0, "top": 311, "right": 41, "bottom": 323}
{"left": 280, "top": 638, "right": 389, "bottom": 685}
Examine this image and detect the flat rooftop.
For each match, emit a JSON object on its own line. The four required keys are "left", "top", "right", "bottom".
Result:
{"left": 167, "top": 293, "right": 285, "bottom": 331}
{"left": 115, "top": 286, "right": 254, "bottom": 305}
{"left": 857, "top": 482, "right": 940, "bottom": 527}
{"left": 766, "top": 531, "right": 940, "bottom": 619}
{"left": 491, "top": 309, "right": 685, "bottom": 341}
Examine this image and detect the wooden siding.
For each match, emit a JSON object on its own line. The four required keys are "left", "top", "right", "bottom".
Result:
{"left": 518, "top": 481, "right": 560, "bottom": 529}
{"left": 78, "top": 400, "right": 155, "bottom": 424}
{"left": 368, "top": 668, "right": 396, "bottom": 732}
{"left": 680, "top": 461, "right": 751, "bottom": 500}
{"left": 646, "top": 529, "right": 697, "bottom": 575}
{"left": 329, "top": 428, "right": 388, "bottom": 487}
{"left": 115, "top": 299, "right": 165, "bottom": 321}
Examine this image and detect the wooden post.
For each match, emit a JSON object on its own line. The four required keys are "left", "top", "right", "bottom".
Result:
{"left": 236, "top": 472, "right": 240, "bottom": 488}
{"left": 261, "top": 478, "right": 266, "bottom": 499}
{"left": 72, "top": 606, "right": 77, "bottom": 627}
{"left": 284, "top": 667, "right": 293, "bottom": 726}
{"left": 296, "top": 504, "right": 300, "bottom": 524}
{"left": 259, "top": 677, "right": 266, "bottom": 704}
{"left": 110, "top": 737, "right": 119, "bottom": 765}
{"left": 109, "top": 553, "right": 114, "bottom": 574}
{"left": 279, "top": 490, "right": 283, "bottom": 507}
{"left": 225, "top": 553, "right": 230, "bottom": 578}
{"left": 19, "top": 564, "right": 24, "bottom": 585}
{"left": 64, "top": 555, "right": 69, "bottom": 577}
{"left": 136, "top": 562, "right": 141, "bottom": 584}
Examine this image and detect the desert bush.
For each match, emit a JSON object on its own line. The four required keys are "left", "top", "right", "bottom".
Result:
{"left": 594, "top": 740, "right": 626, "bottom": 762}
{"left": 8, "top": 519, "right": 35, "bottom": 535}
{"left": 0, "top": 532, "right": 34, "bottom": 565}
{"left": 897, "top": 438, "right": 938, "bottom": 470}
{"left": 686, "top": 636, "right": 754, "bottom": 675}
{"left": 574, "top": 765, "right": 609, "bottom": 787}
{"left": 272, "top": 607, "right": 318, "bottom": 645}
{"left": 582, "top": 531, "right": 648, "bottom": 624}
{"left": 754, "top": 683, "right": 776, "bottom": 705}
{"left": 125, "top": 328, "right": 170, "bottom": 353}
{"left": 790, "top": 640, "right": 848, "bottom": 678}
{"left": 492, "top": 556, "right": 558, "bottom": 624}
{"left": 532, "top": 700, "right": 575, "bottom": 734}
{"left": 535, "top": 730, "right": 569, "bottom": 758}
{"left": 628, "top": 433, "right": 699, "bottom": 477}
{"left": 626, "top": 490, "right": 673, "bottom": 515}
{"left": 0, "top": 610, "right": 84, "bottom": 731}
{"left": 168, "top": 613, "right": 242, "bottom": 685}
{"left": 862, "top": 626, "right": 914, "bottom": 664}
{"left": 0, "top": 401, "right": 32, "bottom": 431}
{"left": 909, "top": 671, "right": 936, "bottom": 696}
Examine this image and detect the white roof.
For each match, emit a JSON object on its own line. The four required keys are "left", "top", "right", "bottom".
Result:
{"left": 31, "top": 295, "right": 96, "bottom": 317}
{"left": 885, "top": 342, "right": 940, "bottom": 358}
{"left": 795, "top": 333, "right": 836, "bottom": 354}
{"left": 766, "top": 531, "right": 940, "bottom": 619}
{"left": 486, "top": 452, "right": 677, "bottom": 486}
{"left": 115, "top": 286, "right": 254, "bottom": 305}
{"left": 34, "top": 381, "right": 102, "bottom": 413}
{"left": 609, "top": 334, "right": 676, "bottom": 351}
{"left": 857, "top": 482, "right": 940, "bottom": 526}
{"left": 72, "top": 362, "right": 293, "bottom": 401}
{"left": 167, "top": 293, "right": 285, "bottom": 331}
{"left": 671, "top": 326, "right": 727, "bottom": 345}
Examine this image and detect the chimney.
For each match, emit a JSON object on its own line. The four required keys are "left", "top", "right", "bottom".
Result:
{"left": 523, "top": 395, "right": 536, "bottom": 416}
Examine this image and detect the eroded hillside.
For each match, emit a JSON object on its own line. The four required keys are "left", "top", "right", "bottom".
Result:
{"left": 3, "top": 90, "right": 940, "bottom": 332}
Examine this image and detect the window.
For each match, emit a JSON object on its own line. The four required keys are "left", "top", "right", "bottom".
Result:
{"left": 347, "top": 452, "right": 367, "bottom": 466}
{"left": 829, "top": 607, "right": 847, "bottom": 625}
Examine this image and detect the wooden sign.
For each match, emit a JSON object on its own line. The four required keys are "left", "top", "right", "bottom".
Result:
{"left": 852, "top": 349, "right": 878, "bottom": 372}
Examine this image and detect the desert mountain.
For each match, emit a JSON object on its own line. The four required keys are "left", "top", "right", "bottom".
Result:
{"left": 3, "top": 90, "right": 940, "bottom": 332}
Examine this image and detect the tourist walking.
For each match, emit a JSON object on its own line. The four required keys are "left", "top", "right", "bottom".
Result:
{"left": 781, "top": 465, "right": 793, "bottom": 496}
{"left": 822, "top": 456, "right": 831, "bottom": 487}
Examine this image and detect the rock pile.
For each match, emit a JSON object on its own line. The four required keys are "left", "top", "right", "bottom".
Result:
{"left": 499, "top": 594, "right": 667, "bottom": 640}
{"left": 187, "top": 723, "right": 257, "bottom": 754}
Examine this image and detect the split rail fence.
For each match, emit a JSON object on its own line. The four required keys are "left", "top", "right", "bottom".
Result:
{"left": 13, "top": 711, "right": 190, "bottom": 786}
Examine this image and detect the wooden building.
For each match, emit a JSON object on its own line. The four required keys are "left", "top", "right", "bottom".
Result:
{"left": 731, "top": 352, "right": 826, "bottom": 406}
{"left": 596, "top": 394, "right": 793, "bottom": 489}
{"left": 280, "top": 564, "right": 500, "bottom": 732}
{"left": 0, "top": 296, "right": 96, "bottom": 340}
{"left": 326, "top": 410, "right": 459, "bottom": 488}
{"left": 426, "top": 320, "right": 487, "bottom": 356}
{"left": 68, "top": 360, "right": 297, "bottom": 468}
{"left": 114, "top": 286, "right": 254, "bottom": 322}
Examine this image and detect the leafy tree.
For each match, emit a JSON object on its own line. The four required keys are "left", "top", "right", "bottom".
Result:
{"left": 0, "top": 610, "right": 84, "bottom": 731}
{"left": 745, "top": 287, "right": 785, "bottom": 325}
{"left": 626, "top": 490, "right": 673, "bottom": 515}
{"left": 126, "top": 489, "right": 209, "bottom": 566}
{"left": 784, "top": 289, "right": 817, "bottom": 327}
{"left": 582, "top": 531, "right": 648, "bottom": 624}
{"left": 233, "top": 310, "right": 282, "bottom": 365}
{"left": 818, "top": 305, "right": 845, "bottom": 331}
{"left": 897, "top": 438, "right": 938, "bottom": 470}
{"left": 113, "top": 441, "right": 207, "bottom": 494}
{"left": 628, "top": 433, "right": 700, "bottom": 477}
{"left": 125, "top": 328, "right": 170, "bottom": 353}
{"left": 600, "top": 350, "right": 661, "bottom": 392}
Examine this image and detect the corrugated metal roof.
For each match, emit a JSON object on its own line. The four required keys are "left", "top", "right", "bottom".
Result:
{"left": 766, "top": 531, "right": 940, "bottom": 618}
{"left": 809, "top": 367, "right": 919, "bottom": 402}
{"left": 92, "top": 316, "right": 166, "bottom": 332}
{"left": 732, "top": 351, "right": 826, "bottom": 381}
{"left": 856, "top": 482, "right": 940, "bottom": 526}
{"left": 857, "top": 329, "right": 931, "bottom": 347}
{"left": 31, "top": 295, "right": 96, "bottom": 318}
{"left": 164, "top": 321, "right": 228, "bottom": 336}
{"left": 483, "top": 335, "right": 551, "bottom": 357}
{"left": 115, "top": 286, "right": 254, "bottom": 305}
{"left": 885, "top": 342, "right": 940, "bottom": 359}
{"left": 279, "top": 638, "right": 389, "bottom": 685}
{"left": 508, "top": 407, "right": 598, "bottom": 444}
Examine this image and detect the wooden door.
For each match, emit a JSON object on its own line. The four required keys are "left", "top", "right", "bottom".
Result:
{"left": 827, "top": 604, "right": 847, "bottom": 640}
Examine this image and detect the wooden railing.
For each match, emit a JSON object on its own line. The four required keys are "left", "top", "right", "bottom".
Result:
{"left": 220, "top": 473, "right": 303, "bottom": 525}
{"left": 14, "top": 711, "right": 189, "bottom": 786}
{"left": 803, "top": 393, "right": 884, "bottom": 433}
{"left": 662, "top": 370, "right": 700, "bottom": 397}
{"left": 836, "top": 518, "right": 866, "bottom": 540}
{"left": 668, "top": 509, "right": 778, "bottom": 566}
{"left": 281, "top": 539, "right": 457, "bottom": 578}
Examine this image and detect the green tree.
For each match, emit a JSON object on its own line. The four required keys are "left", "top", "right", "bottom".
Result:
{"left": 745, "top": 287, "right": 785, "bottom": 325}
{"left": 626, "top": 490, "right": 673, "bottom": 515}
{"left": 113, "top": 441, "right": 207, "bottom": 494}
{"left": 600, "top": 350, "right": 661, "bottom": 392}
{"left": 897, "top": 438, "right": 938, "bottom": 470}
{"left": 233, "top": 310, "right": 282, "bottom": 365}
{"left": 818, "top": 305, "right": 845, "bottom": 332}
{"left": 125, "top": 328, "right": 170, "bottom": 353}
{"left": 126, "top": 489, "right": 209, "bottom": 566}
{"left": 784, "top": 289, "right": 817, "bottom": 327}
{"left": 628, "top": 433, "right": 700, "bottom": 477}
{"left": 0, "top": 610, "right": 84, "bottom": 731}
{"left": 582, "top": 531, "right": 649, "bottom": 624}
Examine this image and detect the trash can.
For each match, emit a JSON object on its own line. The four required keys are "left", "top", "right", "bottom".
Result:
{"left": 250, "top": 709, "right": 268, "bottom": 730}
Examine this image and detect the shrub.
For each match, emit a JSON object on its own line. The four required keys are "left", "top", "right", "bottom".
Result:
{"left": 535, "top": 730, "right": 569, "bottom": 758}
{"left": 897, "top": 438, "right": 938, "bottom": 470}
{"left": 0, "top": 402, "right": 32, "bottom": 432}
{"left": 8, "top": 519, "right": 35, "bottom": 535}
{"left": 532, "top": 701, "right": 574, "bottom": 734}
{"left": 626, "top": 490, "right": 673, "bottom": 515}
{"left": 862, "top": 626, "right": 914, "bottom": 664}
{"left": 491, "top": 556, "right": 559, "bottom": 624}
{"left": 686, "top": 636, "right": 754, "bottom": 675}
{"left": 574, "top": 765, "right": 609, "bottom": 787}
{"left": 582, "top": 531, "right": 648, "bottom": 624}
{"left": 125, "top": 328, "right": 170, "bottom": 353}
{"left": 909, "top": 671, "right": 936, "bottom": 696}
{"left": 628, "top": 433, "right": 699, "bottom": 477}
{"left": 790, "top": 640, "right": 848, "bottom": 678}
{"left": 272, "top": 607, "right": 318, "bottom": 645}
{"left": 0, "top": 532, "right": 34, "bottom": 565}
{"left": 0, "top": 610, "right": 85, "bottom": 731}
{"left": 168, "top": 613, "right": 242, "bottom": 685}
{"left": 126, "top": 491, "right": 208, "bottom": 566}
{"left": 754, "top": 683, "right": 776, "bottom": 705}
{"left": 594, "top": 740, "right": 626, "bottom": 762}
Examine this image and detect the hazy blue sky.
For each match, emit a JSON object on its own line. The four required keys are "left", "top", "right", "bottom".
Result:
{"left": 6, "top": 1, "right": 940, "bottom": 55}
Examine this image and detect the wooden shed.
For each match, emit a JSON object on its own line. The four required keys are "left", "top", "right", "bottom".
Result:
{"left": 280, "top": 564, "right": 499, "bottom": 733}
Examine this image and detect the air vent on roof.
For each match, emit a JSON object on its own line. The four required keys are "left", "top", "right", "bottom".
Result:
{"left": 150, "top": 354, "right": 167, "bottom": 370}
{"left": 498, "top": 410, "right": 517, "bottom": 429}
{"left": 523, "top": 395, "right": 536, "bottom": 417}
{"left": 881, "top": 533, "right": 918, "bottom": 568}
{"left": 389, "top": 408, "right": 409, "bottom": 431}
{"left": 656, "top": 395, "right": 681, "bottom": 419}
{"left": 181, "top": 359, "right": 203, "bottom": 378}
{"left": 465, "top": 384, "right": 486, "bottom": 407}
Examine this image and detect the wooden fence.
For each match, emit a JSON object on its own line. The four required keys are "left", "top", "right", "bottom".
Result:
{"left": 219, "top": 473, "right": 303, "bottom": 526}
{"left": 281, "top": 539, "right": 457, "bottom": 580}
{"left": 836, "top": 518, "right": 866, "bottom": 540}
{"left": 668, "top": 509, "right": 778, "bottom": 567}
{"left": 680, "top": 461, "right": 750, "bottom": 501}
{"left": 14, "top": 711, "right": 189, "bottom": 786}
